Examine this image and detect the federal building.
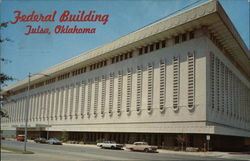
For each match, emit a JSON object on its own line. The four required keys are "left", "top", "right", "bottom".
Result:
{"left": 1, "top": 1, "right": 250, "bottom": 150}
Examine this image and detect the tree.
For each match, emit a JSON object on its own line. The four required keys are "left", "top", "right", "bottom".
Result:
{"left": 0, "top": 21, "right": 14, "bottom": 118}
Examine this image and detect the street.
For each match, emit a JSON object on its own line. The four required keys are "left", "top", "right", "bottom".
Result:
{"left": 1, "top": 140, "right": 249, "bottom": 161}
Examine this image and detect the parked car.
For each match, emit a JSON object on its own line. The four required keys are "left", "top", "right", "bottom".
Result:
{"left": 129, "top": 142, "right": 157, "bottom": 152}
{"left": 97, "top": 141, "right": 123, "bottom": 149}
{"left": 34, "top": 137, "right": 47, "bottom": 143}
{"left": 46, "top": 138, "right": 63, "bottom": 145}
{"left": 16, "top": 135, "right": 25, "bottom": 142}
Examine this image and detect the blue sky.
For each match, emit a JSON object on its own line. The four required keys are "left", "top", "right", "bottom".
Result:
{"left": 0, "top": 0, "right": 249, "bottom": 86}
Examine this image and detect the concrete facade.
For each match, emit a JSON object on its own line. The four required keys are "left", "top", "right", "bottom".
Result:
{"left": 1, "top": 1, "right": 250, "bottom": 150}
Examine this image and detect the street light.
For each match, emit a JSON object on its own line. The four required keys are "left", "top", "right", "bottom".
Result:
{"left": 24, "top": 72, "right": 50, "bottom": 152}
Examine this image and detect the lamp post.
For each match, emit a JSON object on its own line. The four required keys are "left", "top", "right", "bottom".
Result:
{"left": 24, "top": 73, "right": 50, "bottom": 152}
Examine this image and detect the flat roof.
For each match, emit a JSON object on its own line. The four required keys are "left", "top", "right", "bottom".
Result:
{"left": 3, "top": 0, "right": 250, "bottom": 92}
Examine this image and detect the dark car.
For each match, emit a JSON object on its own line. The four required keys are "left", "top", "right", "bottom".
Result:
{"left": 46, "top": 138, "right": 63, "bottom": 145}
{"left": 34, "top": 137, "right": 47, "bottom": 143}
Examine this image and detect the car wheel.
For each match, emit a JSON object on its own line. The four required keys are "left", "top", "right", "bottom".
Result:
{"left": 144, "top": 148, "right": 149, "bottom": 152}
{"left": 100, "top": 145, "right": 103, "bottom": 149}
{"left": 130, "top": 148, "right": 134, "bottom": 151}
{"left": 111, "top": 146, "right": 115, "bottom": 149}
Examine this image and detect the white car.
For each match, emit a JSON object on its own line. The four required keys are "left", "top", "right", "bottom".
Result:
{"left": 97, "top": 141, "right": 123, "bottom": 149}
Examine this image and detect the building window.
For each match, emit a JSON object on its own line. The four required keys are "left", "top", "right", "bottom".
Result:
{"left": 39, "top": 93, "right": 43, "bottom": 121}
{"left": 109, "top": 73, "right": 114, "bottom": 116}
{"left": 136, "top": 66, "right": 142, "bottom": 114}
{"left": 116, "top": 56, "right": 119, "bottom": 62}
{"left": 19, "top": 98, "right": 23, "bottom": 122}
{"left": 29, "top": 96, "right": 33, "bottom": 121}
{"left": 126, "top": 68, "right": 132, "bottom": 113}
{"left": 55, "top": 88, "right": 60, "bottom": 120}
{"left": 156, "top": 42, "right": 160, "bottom": 50}
{"left": 215, "top": 57, "right": 220, "bottom": 111}
{"left": 161, "top": 40, "right": 166, "bottom": 48}
{"left": 150, "top": 44, "right": 154, "bottom": 52}
{"left": 69, "top": 85, "right": 74, "bottom": 119}
{"left": 147, "top": 63, "right": 153, "bottom": 113}
{"left": 59, "top": 88, "right": 64, "bottom": 120}
{"left": 174, "top": 36, "right": 179, "bottom": 44}
{"left": 36, "top": 94, "right": 40, "bottom": 121}
{"left": 42, "top": 92, "right": 46, "bottom": 120}
{"left": 124, "top": 53, "right": 128, "bottom": 59}
{"left": 80, "top": 81, "right": 86, "bottom": 118}
{"left": 144, "top": 46, "right": 148, "bottom": 54}
{"left": 232, "top": 74, "right": 236, "bottom": 118}
{"left": 187, "top": 52, "right": 195, "bottom": 110}
{"left": 139, "top": 48, "right": 143, "bottom": 55}
{"left": 117, "top": 71, "right": 123, "bottom": 115}
{"left": 50, "top": 90, "right": 55, "bottom": 120}
{"left": 64, "top": 87, "right": 69, "bottom": 119}
{"left": 120, "top": 55, "right": 123, "bottom": 61}
{"left": 111, "top": 57, "right": 115, "bottom": 64}
{"left": 47, "top": 91, "right": 51, "bottom": 121}
{"left": 87, "top": 79, "right": 92, "bottom": 117}
{"left": 16, "top": 99, "right": 20, "bottom": 122}
{"left": 228, "top": 71, "right": 232, "bottom": 116}
{"left": 129, "top": 52, "right": 133, "bottom": 58}
{"left": 159, "top": 60, "right": 166, "bottom": 112}
{"left": 173, "top": 57, "right": 179, "bottom": 111}
{"left": 210, "top": 53, "right": 215, "bottom": 109}
{"left": 220, "top": 62, "right": 225, "bottom": 113}
{"left": 23, "top": 98, "right": 26, "bottom": 122}
{"left": 101, "top": 75, "right": 106, "bottom": 116}
{"left": 94, "top": 77, "right": 99, "bottom": 117}
{"left": 189, "top": 31, "right": 194, "bottom": 39}
{"left": 235, "top": 80, "right": 238, "bottom": 117}
{"left": 182, "top": 33, "right": 187, "bottom": 42}
{"left": 28, "top": 97, "right": 32, "bottom": 121}
{"left": 74, "top": 83, "right": 80, "bottom": 119}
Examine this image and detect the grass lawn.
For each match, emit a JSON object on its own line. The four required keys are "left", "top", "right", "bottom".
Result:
{"left": 1, "top": 146, "right": 34, "bottom": 154}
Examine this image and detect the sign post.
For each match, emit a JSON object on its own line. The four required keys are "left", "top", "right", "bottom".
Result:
{"left": 206, "top": 135, "right": 210, "bottom": 151}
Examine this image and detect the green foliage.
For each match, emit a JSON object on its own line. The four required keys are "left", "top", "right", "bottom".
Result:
{"left": 0, "top": 22, "right": 14, "bottom": 118}
{"left": 0, "top": 73, "right": 14, "bottom": 85}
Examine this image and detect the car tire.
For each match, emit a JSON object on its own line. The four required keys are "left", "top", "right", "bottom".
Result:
{"left": 144, "top": 148, "right": 149, "bottom": 152}
{"left": 130, "top": 148, "right": 134, "bottom": 151}
{"left": 100, "top": 145, "right": 103, "bottom": 149}
{"left": 111, "top": 146, "right": 115, "bottom": 149}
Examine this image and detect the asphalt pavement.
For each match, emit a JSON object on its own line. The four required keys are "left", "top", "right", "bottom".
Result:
{"left": 1, "top": 140, "right": 250, "bottom": 161}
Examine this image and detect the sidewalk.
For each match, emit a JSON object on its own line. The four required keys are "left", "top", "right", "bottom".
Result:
{"left": 1, "top": 149, "right": 12, "bottom": 153}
